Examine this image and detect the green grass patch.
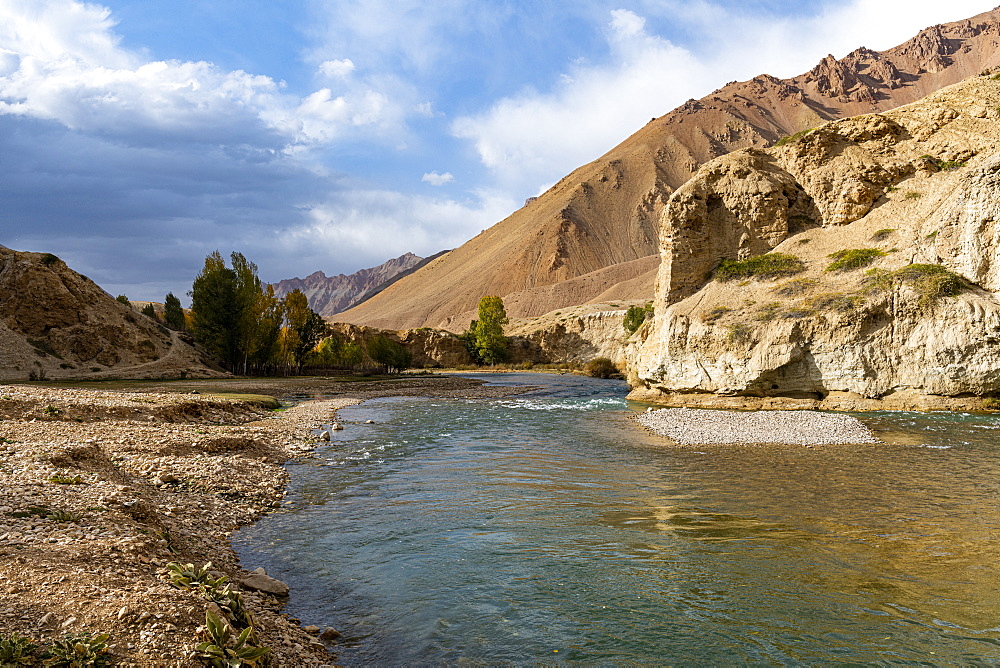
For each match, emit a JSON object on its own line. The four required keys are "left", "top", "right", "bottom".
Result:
{"left": 826, "top": 248, "right": 887, "bottom": 272}
{"left": 755, "top": 302, "right": 783, "bottom": 322}
{"left": 870, "top": 228, "right": 895, "bottom": 242}
{"left": 715, "top": 253, "right": 805, "bottom": 282}
{"left": 864, "top": 264, "right": 967, "bottom": 307}
{"left": 775, "top": 127, "right": 814, "bottom": 147}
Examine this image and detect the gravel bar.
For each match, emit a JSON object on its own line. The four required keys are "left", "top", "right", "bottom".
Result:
{"left": 635, "top": 407, "right": 879, "bottom": 445}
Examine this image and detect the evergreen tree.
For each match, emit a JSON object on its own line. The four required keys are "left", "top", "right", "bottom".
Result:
{"left": 141, "top": 303, "right": 158, "bottom": 320}
{"left": 474, "top": 295, "right": 508, "bottom": 365}
{"left": 189, "top": 251, "right": 240, "bottom": 371}
{"left": 164, "top": 293, "right": 186, "bottom": 331}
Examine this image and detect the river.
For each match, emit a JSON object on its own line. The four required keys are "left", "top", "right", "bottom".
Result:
{"left": 233, "top": 373, "right": 1000, "bottom": 664}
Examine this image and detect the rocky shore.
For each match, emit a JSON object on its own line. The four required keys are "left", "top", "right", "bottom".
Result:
{"left": 635, "top": 407, "right": 879, "bottom": 445}
{"left": 0, "top": 375, "right": 527, "bottom": 666}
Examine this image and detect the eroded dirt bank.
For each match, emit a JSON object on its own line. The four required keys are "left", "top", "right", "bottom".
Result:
{"left": 0, "top": 375, "right": 524, "bottom": 666}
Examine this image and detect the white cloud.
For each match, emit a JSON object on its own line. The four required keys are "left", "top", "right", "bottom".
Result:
{"left": 0, "top": 0, "right": 412, "bottom": 149}
{"left": 275, "top": 188, "right": 518, "bottom": 271}
{"left": 452, "top": 0, "right": 996, "bottom": 194}
{"left": 421, "top": 171, "right": 454, "bottom": 186}
{"left": 319, "top": 58, "right": 355, "bottom": 79}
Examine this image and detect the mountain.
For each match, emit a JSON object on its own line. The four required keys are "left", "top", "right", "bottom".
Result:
{"left": 271, "top": 252, "right": 424, "bottom": 318}
{"left": 338, "top": 7, "right": 1000, "bottom": 331}
{"left": 0, "top": 246, "right": 223, "bottom": 381}
{"left": 629, "top": 74, "right": 1000, "bottom": 410}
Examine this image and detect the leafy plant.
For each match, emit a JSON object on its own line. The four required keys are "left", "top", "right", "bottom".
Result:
{"left": 167, "top": 561, "right": 227, "bottom": 592}
{"left": 43, "top": 405, "right": 60, "bottom": 417}
{"left": 623, "top": 303, "right": 654, "bottom": 335}
{"left": 42, "top": 632, "right": 111, "bottom": 667}
{"left": 46, "top": 509, "right": 83, "bottom": 523}
{"left": 826, "top": 248, "right": 887, "bottom": 272}
{"left": 715, "top": 253, "right": 805, "bottom": 282}
{"left": 195, "top": 610, "right": 270, "bottom": 668}
{"left": 0, "top": 631, "right": 38, "bottom": 665}
{"left": 982, "top": 397, "right": 1000, "bottom": 410}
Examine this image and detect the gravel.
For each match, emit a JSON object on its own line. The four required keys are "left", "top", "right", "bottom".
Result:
{"left": 635, "top": 407, "right": 879, "bottom": 445}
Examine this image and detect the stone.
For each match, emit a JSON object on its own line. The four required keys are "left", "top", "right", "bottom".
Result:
{"left": 303, "top": 625, "right": 321, "bottom": 634}
{"left": 318, "top": 431, "right": 330, "bottom": 441}
{"left": 330, "top": 423, "right": 344, "bottom": 431}
{"left": 320, "top": 627, "right": 341, "bottom": 641}
{"left": 240, "top": 568, "right": 289, "bottom": 597}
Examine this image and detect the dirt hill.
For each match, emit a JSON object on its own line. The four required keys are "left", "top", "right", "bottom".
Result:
{"left": 629, "top": 74, "right": 1000, "bottom": 410}
{"left": 272, "top": 252, "right": 424, "bottom": 318}
{"left": 338, "top": 7, "right": 1000, "bottom": 332}
{"left": 0, "top": 246, "right": 224, "bottom": 381}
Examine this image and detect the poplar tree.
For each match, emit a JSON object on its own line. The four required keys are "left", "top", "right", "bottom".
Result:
{"left": 474, "top": 295, "right": 508, "bottom": 365}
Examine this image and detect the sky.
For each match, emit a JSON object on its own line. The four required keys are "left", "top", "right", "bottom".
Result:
{"left": 1, "top": 0, "right": 996, "bottom": 302}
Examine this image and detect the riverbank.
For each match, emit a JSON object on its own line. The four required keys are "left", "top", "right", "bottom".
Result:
{"left": 0, "top": 375, "right": 528, "bottom": 665}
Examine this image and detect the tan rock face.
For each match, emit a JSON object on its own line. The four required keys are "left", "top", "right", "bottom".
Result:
{"left": 631, "top": 75, "right": 1000, "bottom": 405}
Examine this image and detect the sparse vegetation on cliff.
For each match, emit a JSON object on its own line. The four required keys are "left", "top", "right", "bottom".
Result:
{"left": 865, "top": 263, "right": 967, "bottom": 306}
{"left": 826, "top": 248, "right": 887, "bottom": 272}
{"left": 624, "top": 303, "right": 654, "bottom": 335}
{"left": 715, "top": 253, "right": 805, "bottom": 282}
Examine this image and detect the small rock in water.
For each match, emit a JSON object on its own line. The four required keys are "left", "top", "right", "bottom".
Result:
{"left": 320, "top": 627, "right": 341, "bottom": 641}
{"left": 364, "top": 420, "right": 375, "bottom": 424}
{"left": 331, "top": 423, "right": 344, "bottom": 431}
{"left": 319, "top": 431, "right": 331, "bottom": 441}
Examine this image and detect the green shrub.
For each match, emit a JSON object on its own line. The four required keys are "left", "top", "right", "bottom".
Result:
{"left": 870, "top": 228, "right": 895, "bottom": 242}
{"left": 982, "top": 397, "right": 1000, "bottom": 410}
{"left": 826, "top": 248, "right": 887, "bottom": 272}
{"left": 46, "top": 509, "right": 83, "bottom": 523}
{"left": 864, "top": 264, "right": 966, "bottom": 307}
{"left": 726, "top": 323, "right": 750, "bottom": 344}
{"left": 49, "top": 474, "right": 84, "bottom": 485}
{"left": 584, "top": 357, "right": 618, "bottom": 378}
{"left": 40, "top": 253, "right": 60, "bottom": 266}
{"left": 771, "top": 278, "right": 817, "bottom": 297}
{"left": 623, "top": 303, "right": 654, "bottom": 335}
{"left": 938, "top": 160, "right": 966, "bottom": 171}
{"left": 715, "top": 253, "right": 805, "bottom": 282}
{"left": 905, "top": 191, "right": 921, "bottom": 200}
{"left": 42, "top": 632, "right": 111, "bottom": 667}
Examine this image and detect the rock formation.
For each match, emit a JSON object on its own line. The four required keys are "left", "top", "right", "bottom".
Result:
{"left": 628, "top": 75, "right": 1000, "bottom": 409}
{"left": 272, "top": 252, "right": 424, "bottom": 318}
{"left": 0, "top": 246, "right": 224, "bottom": 381}
{"left": 338, "top": 7, "right": 1000, "bottom": 331}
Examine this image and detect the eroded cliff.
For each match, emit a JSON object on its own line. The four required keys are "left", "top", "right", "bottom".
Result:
{"left": 629, "top": 75, "right": 1000, "bottom": 409}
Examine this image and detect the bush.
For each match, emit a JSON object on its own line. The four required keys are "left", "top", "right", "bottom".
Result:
{"left": 715, "top": 253, "right": 805, "bottom": 282}
{"left": 0, "top": 631, "right": 37, "bottom": 665}
{"left": 623, "top": 303, "right": 654, "bottom": 335}
{"left": 43, "top": 633, "right": 111, "bottom": 666}
{"left": 40, "top": 253, "right": 60, "bottom": 267}
{"left": 771, "top": 278, "right": 817, "bottom": 297}
{"left": 584, "top": 357, "right": 618, "bottom": 378}
{"left": 870, "top": 228, "right": 895, "bottom": 242}
{"left": 826, "top": 248, "right": 887, "bottom": 272}
{"left": 864, "top": 263, "right": 966, "bottom": 307}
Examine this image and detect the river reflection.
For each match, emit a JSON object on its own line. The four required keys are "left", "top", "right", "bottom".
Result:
{"left": 234, "top": 375, "right": 1000, "bottom": 664}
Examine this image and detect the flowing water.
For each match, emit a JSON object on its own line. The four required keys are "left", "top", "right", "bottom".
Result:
{"left": 234, "top": 373, "right": 1000, "bottom": 664}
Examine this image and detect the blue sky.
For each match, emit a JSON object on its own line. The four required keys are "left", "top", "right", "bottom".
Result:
{"left": 1, "top": 0, "right": 995, "bottom": 302}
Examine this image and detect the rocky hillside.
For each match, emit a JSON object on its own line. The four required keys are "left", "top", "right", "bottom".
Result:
{"left": 628, "top": 74, "right": 1000, "bottom": 410}
{"left": 0, "top": 246, "right": 224, "bottom": 381}
{"left": 272, "top": 252, "right": 424, "bottom": 318}
{"left": 339, "top": 7, "right": 1000, "bottom": 331}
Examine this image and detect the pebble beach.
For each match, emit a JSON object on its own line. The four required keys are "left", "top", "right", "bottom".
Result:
{"left": 635, "top": 407, "right": 880, "bottom": 445}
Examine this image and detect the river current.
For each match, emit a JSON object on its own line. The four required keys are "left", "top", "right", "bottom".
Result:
{"left": 234, "top": 373, "right": 1000, "bottom": 664}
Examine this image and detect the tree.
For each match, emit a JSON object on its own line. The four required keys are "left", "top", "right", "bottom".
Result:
{"left": 141, "top": 303, "right": 158, "bottom": 320}
{"left": 116, "top": 295, "right": 131, "bottom": 306}
{"left": 189, "top": 251, "right": 240, "bottom": 371}
{"left": 366, "top": 335, "right": 412, "bottom": 373}
{"left": 473, "top": 295, "right": 508, "bottom": 365}
{"left": 283, "top": 289, "right": 327, "bottom": 374}
{"left": 164, "top": 293, "right": 186, "bottom": 331}
{"left": 623, "top": 303, "right": 654, "bottom": 336}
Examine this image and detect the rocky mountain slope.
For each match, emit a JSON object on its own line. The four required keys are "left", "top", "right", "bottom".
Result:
{"left": 628, "top": 74, "right": 1000, "bottom": 410}
{"left": 272, "top": 252, "right": 424, "bottom": 318}
{"left": 0, "top": 246, "right": 223, "bottom": 381}
{"left": 339, "top": 7, "right": 1000, "bottom": 331}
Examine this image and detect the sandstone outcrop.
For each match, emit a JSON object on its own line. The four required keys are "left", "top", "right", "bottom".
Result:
{"left": 629, "top": 75, "right": 1000, "bottom": 409}
{"left": 339, "top": 7, "right": 1000, "bottom": 331}
{"left": 0, "top": 246, "right": 223, "bottom": 381}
